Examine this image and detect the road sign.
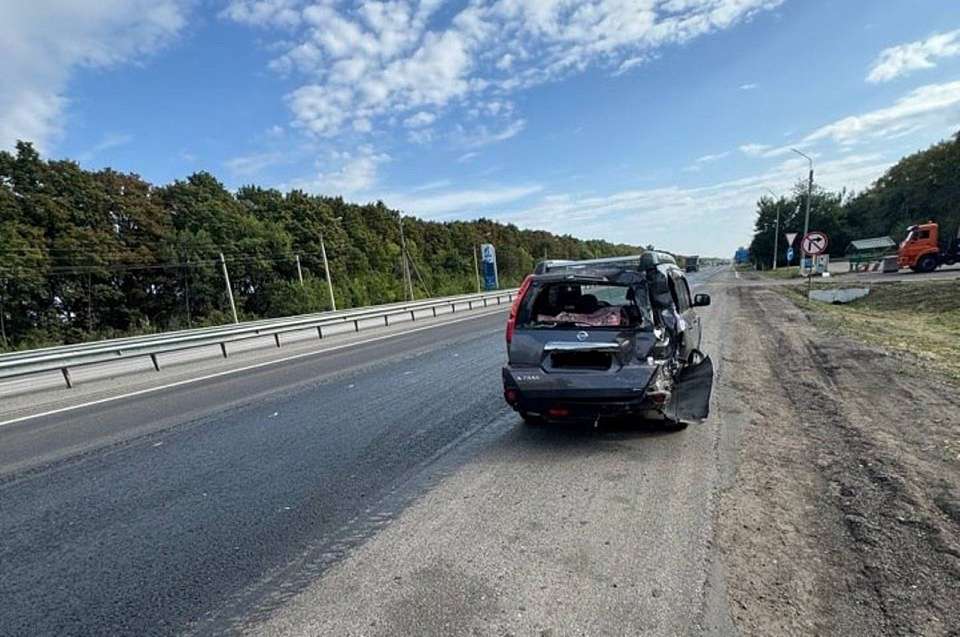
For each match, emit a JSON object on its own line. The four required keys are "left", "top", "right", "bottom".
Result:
{"left": 801, "top": 231, "right": 829, "bottom": 255}
{"left": 785, "top": 232, "right": 798, "bottom": 246}
{"left": 786, "top": 247, "right": 795, "bottom": 263}
{"left": 480, "top": 243, "right": 499, "bottom": 290}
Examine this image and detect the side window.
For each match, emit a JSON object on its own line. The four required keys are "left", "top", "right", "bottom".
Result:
{"left": 917, "top": 230, "right": 931, "bottom": 240}
{"left": 682, "top": 279, "right": 694, "bottom": 311}
{"left": 669, "top": 273, "right": 690, "bottom": 311}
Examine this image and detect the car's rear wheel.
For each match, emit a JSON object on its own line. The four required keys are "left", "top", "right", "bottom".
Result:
{"left": 520, "top": 412, "right": 545, "bottom": 426}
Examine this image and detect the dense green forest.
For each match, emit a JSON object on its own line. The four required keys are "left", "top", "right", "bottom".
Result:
{"left": 749, "top": 130, "right": 960, "bottom": 267}
{"left": 0, "top": 142, "right": 641, "bottom": 350}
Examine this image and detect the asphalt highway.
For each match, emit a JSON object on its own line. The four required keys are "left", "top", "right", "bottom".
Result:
{"left": 0, "top": 268, "right": 736, "bottom": 636}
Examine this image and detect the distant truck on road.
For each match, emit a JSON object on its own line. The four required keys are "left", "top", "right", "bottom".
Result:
{"left": 897, "top": 221, "right": 960, "bottom": 272}
{"left": 684, "top": 255, "right": 700, "bottom": 273}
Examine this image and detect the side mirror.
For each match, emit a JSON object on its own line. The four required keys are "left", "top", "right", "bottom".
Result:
{"left": 693, "top": 293, "right": 711, "bottom": 307}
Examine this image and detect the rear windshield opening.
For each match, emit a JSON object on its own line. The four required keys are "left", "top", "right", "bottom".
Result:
{"left": 519, "top": 282, "right": 650, "bottom": 329}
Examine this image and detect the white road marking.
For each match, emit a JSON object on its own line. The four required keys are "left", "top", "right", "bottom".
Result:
{"left": 0, "top": 307, "right": 507, "bottom": 429}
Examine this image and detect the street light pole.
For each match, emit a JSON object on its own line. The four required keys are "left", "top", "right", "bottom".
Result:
{"left": 765, "top": 188, "right": 781, "bottom": 270}
{"left": 791, "top": 148, "right": 814, "bottom": 246}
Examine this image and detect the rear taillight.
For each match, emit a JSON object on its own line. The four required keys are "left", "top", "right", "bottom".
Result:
{"left": 505, "top": 275, "right": 534, "bottom": 344}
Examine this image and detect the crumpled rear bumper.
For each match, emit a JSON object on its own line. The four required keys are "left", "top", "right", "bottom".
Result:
{"left": 502, "top": 364, "right": 659, "bottom": 420}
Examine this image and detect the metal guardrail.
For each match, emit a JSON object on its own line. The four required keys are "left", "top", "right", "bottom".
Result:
{"left": 0, "top": 289, "right": 517, "bottom": 388}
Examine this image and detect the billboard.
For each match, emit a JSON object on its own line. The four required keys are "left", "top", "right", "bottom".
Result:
{"left": 480, "top": 243, "right": 499, "bottom": 290}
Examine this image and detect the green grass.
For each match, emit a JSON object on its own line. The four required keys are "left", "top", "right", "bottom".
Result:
{"left": 780, "top": 279, "right": 960, "bottom": 381}
{"left": 756, "top": 267, "right": 804, "bottom": 280}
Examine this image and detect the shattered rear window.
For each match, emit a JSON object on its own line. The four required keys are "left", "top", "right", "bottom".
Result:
{"left": 518, "top": 282, "right": 651, "bottom": 329}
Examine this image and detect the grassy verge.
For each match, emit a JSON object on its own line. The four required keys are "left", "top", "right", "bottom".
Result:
{"left": 778, "top": 280, "right": 960, "bottom": 381}
{"left": 756, "top": 267, "right": 804, "bottom": 280}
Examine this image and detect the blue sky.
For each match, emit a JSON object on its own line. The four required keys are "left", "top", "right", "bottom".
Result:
{"left": 3, "top": 1, "right": 960, "bottom": 256}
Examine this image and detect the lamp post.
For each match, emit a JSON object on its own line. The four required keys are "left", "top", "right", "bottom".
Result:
{"left": 791, "top": 148, "right": 814, "bottom": 251}
{"left": 765, "top": 188, "right": 781, "bottom": 270}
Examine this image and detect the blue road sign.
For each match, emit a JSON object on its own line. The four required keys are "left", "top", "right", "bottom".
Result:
{"left": 786, "top": 247, "right": 795, "bottom": 263}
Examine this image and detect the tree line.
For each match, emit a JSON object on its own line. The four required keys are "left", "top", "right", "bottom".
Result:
{"left": 0, "top": 142, "right": 641, "bottom": 350}
{"left": 749, "top": 130, "right": 960, "bottom": 268}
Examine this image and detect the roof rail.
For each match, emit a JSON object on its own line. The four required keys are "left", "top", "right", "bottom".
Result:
{"left": 534, "top": 251, "right": 675, "bottom": 274}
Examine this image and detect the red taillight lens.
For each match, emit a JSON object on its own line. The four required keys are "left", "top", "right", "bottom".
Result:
{"left": 506, "top": 275, "right": 534, "bottom": 344}
{"left": 548, "top": 407, "right": 569, "bottom": 418}
{"left": 504, "top": 388, "right": 519, "bottom": 405}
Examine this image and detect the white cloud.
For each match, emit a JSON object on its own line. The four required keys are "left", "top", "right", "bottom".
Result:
{"left": 226, "top": 0, "right": 784, "bottom": 141}
{"left": 494, "top": 153, "right": 895, "bottom": 255}
{"left": 804, "top": 80, "right": 960, "bottom": 145}
{"left": 867, "top": 29, "right": 960, "bottom": 83}
{"left": 739, "top": 143, "right": 772, "bottom": 156}
{"left": 288, "top": 147, "right": 390, "bottom": 195}
{"left": 403, "top": 111, "right": 436, "bottom": 128}
{"left": 457, "top": 151, "right": 479, "bottom": 163}
{"left": 739, "top": 83, "right": 758, "bottom": 90}
{"left": 696, "top": 151, "right": 731, "bottom": 163}
{"left": 455, "top": 119, "right": 526, "bottom": 148}
{"left": 225, "top": 151, "right": 285, "bottom": 177}
{"left": 77, "top": 132, "right": 133, "bottom": 161}
{"left": 0, "top": 0, "right": 189, "bottom": 151}
{"left": 384, "top": 184, "right": 543, "bottom": 217}
{"left": 221, "top": 0, "right": 302, "bottom": 28}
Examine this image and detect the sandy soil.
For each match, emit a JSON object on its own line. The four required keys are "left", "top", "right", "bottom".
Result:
{"left": 717, "top": 284, "right": 960, "bottom": 635}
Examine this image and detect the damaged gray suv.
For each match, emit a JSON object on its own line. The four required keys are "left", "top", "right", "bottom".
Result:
{"left": 502, "top": 252, "right": 713, "bottom": 430}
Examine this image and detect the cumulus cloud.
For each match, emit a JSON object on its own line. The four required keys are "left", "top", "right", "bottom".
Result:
{"left": 225, "top": 0, "right": 784, "bottom": 141}
{"left": 0, "top": 0, "right": 189, "bottom": 151}
{"left": 867, "top": 29, "right": 960, "bottom": 83}
{"left": 287, "top": 146, "right": 391, "bottom": 195}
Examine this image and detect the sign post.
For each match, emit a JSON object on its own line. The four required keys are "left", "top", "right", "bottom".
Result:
{"left": 800, "top": 231, "right": 829, "bottom": 298}
{"left": 480, "top": 243, "right": 499, "bottom": 290}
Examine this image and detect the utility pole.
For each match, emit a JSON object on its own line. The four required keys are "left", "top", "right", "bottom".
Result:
{"left": 219, "top": 252, "right": 239, "bottom": 324}
{"left": 295, "top": 254, "right": 304, "bottom": 286}
{"left": 765, "top": 189, "right": 781, "bottom": 270}
{"left": 182, "top": 257, "right": 193, "bottom": 328}
{"left": 320, "top": 234, "right": 336, "bottom": 311}
{"left": 398, "top": 216, "right": 414, "bottom": 301}
{"left": 473, "top": 246, "right": 481, "bottom": 293}
{"left": 0, "top": 281, "right": 8, "bottom": 349}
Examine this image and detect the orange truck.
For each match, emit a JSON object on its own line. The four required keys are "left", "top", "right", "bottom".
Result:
{"left": 897, "top": 221, "right": 960, "bottom": 272}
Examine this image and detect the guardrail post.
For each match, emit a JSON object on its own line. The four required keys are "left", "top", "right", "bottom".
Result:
{"left": 274, "top": 333, "right": 281, "bottom": 348}
{"left": 354, "top": 319, "right": 360, "bottom": 332}
{"left": 317, "top": 326, "right": 323, "bottom": 340}
{"left": 483, "top": 298, "right": 488, "bottom": 307}
{"left": 61, "top": 367, "right": 73, "bottom": 388}
{"left": 432, "top": 307, "right": 437, "bottom": 318}
{"left": 468, "top": 300, "right": 473, "bottom": 309}
{"left": 410, "top": 310, "right": 416, "bottom": 321}
{"left": 220, "top": 343, "right": 228, "bottom": 358}
{"left": 384, "top": 315, "right": 390, "bottom": 326}
{"left": 150, "top": 353, "right": 160, "bottom": 372}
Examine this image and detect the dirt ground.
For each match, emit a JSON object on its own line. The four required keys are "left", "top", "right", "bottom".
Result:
{"left": 717, "top": 283, "right": 960, "bottom": 635}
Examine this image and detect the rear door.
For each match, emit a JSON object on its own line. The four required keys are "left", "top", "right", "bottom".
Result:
{"left": 509, "top": 280, "right": 648, "bottom": 372}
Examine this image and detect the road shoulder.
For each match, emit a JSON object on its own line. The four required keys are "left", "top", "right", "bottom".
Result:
{"left": 716, "top": 283, "right": 960, "bottom": 635}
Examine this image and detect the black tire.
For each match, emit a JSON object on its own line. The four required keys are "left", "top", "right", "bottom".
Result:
{"left": 917, "top": 254, "right": 938, "bottom": 273}
{"left": 520, "top": 412, "right": 545, "bottom": 426}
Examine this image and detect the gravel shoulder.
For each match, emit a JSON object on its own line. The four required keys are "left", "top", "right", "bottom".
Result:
{"left": 717, "top": 284, "right": 960, "bottom": 635}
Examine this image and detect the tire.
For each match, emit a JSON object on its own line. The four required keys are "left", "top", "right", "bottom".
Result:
{"left": 916, "top": 254, "right": 938, "bottom": 273}
{"left": 520, "top": 412, "right": 545, "bottom": 426}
